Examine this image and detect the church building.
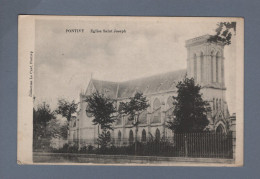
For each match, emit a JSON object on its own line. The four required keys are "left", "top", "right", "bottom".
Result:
{"left": 69, "top": 34, "right": 231, "bottom": 146}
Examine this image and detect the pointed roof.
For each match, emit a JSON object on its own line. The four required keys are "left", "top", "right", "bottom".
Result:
{"left": 86, "top": 69, "right": 186, "bottom": 99}
{"left": 117, "top": 69, "right": 186, "bottom": 98}
{"left": 91, "top": 79, "right": 118, "bottom": 99}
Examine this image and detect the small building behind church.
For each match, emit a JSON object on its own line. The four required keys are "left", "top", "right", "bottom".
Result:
{"left": 69, "top": 34, "right": 234, "bottom": 147}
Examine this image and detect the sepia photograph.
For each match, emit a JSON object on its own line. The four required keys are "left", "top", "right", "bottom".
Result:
{"left": 18, "top": 16, "right": 244, "bottom": 166}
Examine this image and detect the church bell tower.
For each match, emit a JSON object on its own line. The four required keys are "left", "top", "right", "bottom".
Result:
{"left": 185, "top": 34, "right": 225, "bottom": 88}
{"left": 185, "top": 34, "right": 229, "bottom": 131}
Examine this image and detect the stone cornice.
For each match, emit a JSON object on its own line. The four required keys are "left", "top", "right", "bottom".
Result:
{"left": 201, "top": 84, "right": 227, "bottom": 90}
{"left": 185, "top": 34, "right": 225, "bottom": 48}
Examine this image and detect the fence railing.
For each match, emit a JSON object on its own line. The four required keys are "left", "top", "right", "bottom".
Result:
{"left": 172, "top": 132, "right": 233, "bottom": 158}
{"left": 34, "top": 132, "right": 234, "bottom": 159}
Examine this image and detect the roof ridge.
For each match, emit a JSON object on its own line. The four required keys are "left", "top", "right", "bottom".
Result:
{"left": 91, "top": 69, "right": 186, "bottom": 84}
{"left": 120, "top": 69, "right": 186, "bottom": 83}
{"left": 92, "top": 78, "right": 118, "bottom": 84}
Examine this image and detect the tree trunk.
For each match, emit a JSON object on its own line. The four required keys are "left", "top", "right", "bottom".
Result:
{"left": 98, "top": 125, "right": 100, "bottom": 149}
{"left": 135, "top": 126, "right": 138, "bottom": 155}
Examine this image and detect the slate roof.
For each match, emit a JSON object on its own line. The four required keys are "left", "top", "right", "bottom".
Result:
{"left": 91, "top": 79, "right": 118, "bottom": 99}
{"left": 89, "top": 69, "right": 186, "bottom": 99}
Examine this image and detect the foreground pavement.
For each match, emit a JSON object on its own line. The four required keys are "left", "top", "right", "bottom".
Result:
{"left": 32, "top": 152, "right": 235, "bottom": 166}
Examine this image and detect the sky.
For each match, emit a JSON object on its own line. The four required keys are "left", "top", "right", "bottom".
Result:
{"left": 34, "top": 17, "right": 236, "bottom": 114}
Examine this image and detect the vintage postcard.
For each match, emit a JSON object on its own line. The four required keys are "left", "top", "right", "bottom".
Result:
{"left": 18, "top": 16, "right": 244, "bottom": 166}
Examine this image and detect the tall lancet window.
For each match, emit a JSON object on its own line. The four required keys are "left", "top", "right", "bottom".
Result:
{"left": 200, "top": 52, "right": 204, "bottom": 82}
{"left": 194, "top": 54, "right": 197, "bottom": 82}
{"left": 213, "top": 98, "right": 215, "bottom": 113}
{"left": 216, "top": 52, "right": 220, "bottom": 83}
{"left": 216, "top": 99, "right": 218, "bottom": 112}
{"left": 221, "top": 55, "right": 224, "bottom": 84}
{"left": 211, "top": 51, "right": 214, "bottom": 83}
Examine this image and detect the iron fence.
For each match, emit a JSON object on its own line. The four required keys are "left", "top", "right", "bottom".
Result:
{"left": 172, "top": 132, "right": 233, "bottom": 158}
{"left": 34, "top": 132, "right": 234, "bottom": 159}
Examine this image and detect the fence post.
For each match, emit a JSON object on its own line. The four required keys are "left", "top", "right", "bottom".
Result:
{"left": 184, "top": 135, "right": 188, "bottom": 157}
{"left": 230, "top": 114, "right": 236, "bottom": 159}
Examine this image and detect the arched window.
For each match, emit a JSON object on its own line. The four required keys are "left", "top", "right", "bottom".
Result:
{"left": 139, "top": 110, "right": 147, "bottom": 124}
{"left": 118, "top": 131, "right": 121, "bottom": 141}
{"left": 153, "top": 98, "right": 161, "bottom": 110}
{"left": 216, "top": 99, "right": 219, "bottom": 112}
{"left": 200, "top": 52, "right": 204, "bottom": 82}
{"left": 219, "top": 99, "right": 222, "bottom": 111}
{"left": 213, "top": 98, "right": 215, "bottom": 111}
{"left": 152, "top": 98, "right": 161, "bottom": 123}
{"left": 194, "top": 54, "right": 197, "bottom": 82}
{"left": 129, "top": 130, "right": 134, "bottom": 145}
{"left": 216, "top": 52, "right": 220, "bottom": 83}
{"left": 221, "top": 54, "right": 224, "bottom": 84}
{"left": 211, "top": 51, "right": 214, "bottom": 82}
{"left": 141, "top": 129, "right": 146, "bottom": 142}
{"left": 216, "top": 124, "right": 224, "bottom": 134}
{"left": 155, "top": 128, "right": 160, "bottom": 141}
